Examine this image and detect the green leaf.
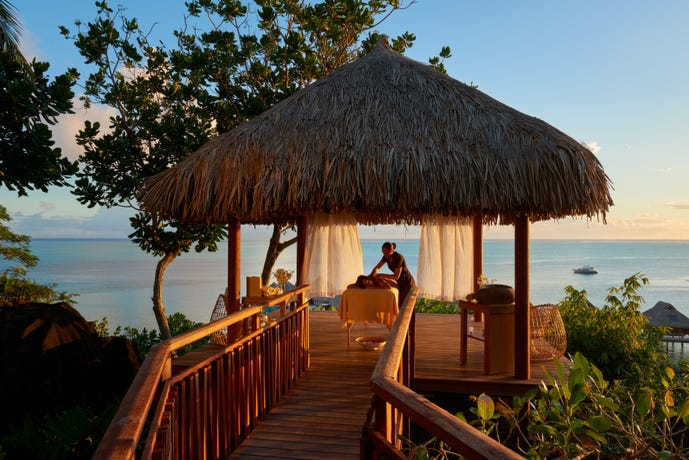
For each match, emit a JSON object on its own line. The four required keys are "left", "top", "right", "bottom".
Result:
{"left": 636, "top": 390, "right": 653, "bottom": 417}
{"left": 665, "top": 367, "right": 676, "bottom": 381}
{"left": 585, "top": 415, "right": 613, "bottom": 432}
{"left": 676, "top": 399, "right": 689, "bottom": 419}
{"left": 529, "top": 424, "right": 565, "bottom": 444}
{"left": 476, "top": 393, "right": 495, "bottom": 422}
{"left": 581, "top": 428, "right": 608, "bottom": 444}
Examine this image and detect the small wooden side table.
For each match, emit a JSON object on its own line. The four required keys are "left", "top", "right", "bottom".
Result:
{"left": 459, "top": 300, "right": 515, "bottom": 375}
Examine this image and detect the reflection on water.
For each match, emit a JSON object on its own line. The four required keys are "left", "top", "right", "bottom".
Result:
{"left": 664, "top": 339, "right": 689, "bottom": 365}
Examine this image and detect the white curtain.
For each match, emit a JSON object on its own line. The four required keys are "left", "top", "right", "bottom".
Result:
{"left": 417, "top": 215, "right": 473, "bottom": 301}
{"left": 304, "top": 213, "right": 363, "bottom": 298}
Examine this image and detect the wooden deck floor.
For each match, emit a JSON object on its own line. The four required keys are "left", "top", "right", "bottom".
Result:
{"left": 225, "top": 311, "right": 568, "bottom": 459}
{"left": 228, "top": 312, "right": 383, "bottom": 459}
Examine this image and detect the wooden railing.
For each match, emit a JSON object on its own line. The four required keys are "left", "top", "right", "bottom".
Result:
{"left": 93, "top": 285, "right": 311, "bottom": 460}
{"left": 362, "top": 288, "right": 522, "bottom": 460}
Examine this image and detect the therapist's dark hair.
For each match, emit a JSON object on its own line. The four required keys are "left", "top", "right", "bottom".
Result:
{"left": 382, "top": 242, "right": 396, "bottom": 250}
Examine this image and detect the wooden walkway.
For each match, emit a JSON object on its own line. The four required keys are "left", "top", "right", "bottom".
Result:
{"left": 228, "top": 312, "right": 384, "bottom": 459}
{"left": 211, "top": 311, "right": 568, "bottom": 459}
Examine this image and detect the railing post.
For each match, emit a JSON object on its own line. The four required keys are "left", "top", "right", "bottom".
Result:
{"left": 373, "top": 395, "right": 391, "bottom": 445}
{"left": 409, "top": 306, "right": 416, "bottom": 386}
{"left": 163, "top": 357, "right": 172, "bottom": 381}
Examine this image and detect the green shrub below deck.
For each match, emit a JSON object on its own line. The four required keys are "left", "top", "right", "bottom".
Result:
{"left": 452, "top": 354, "right": 689, "bottom": 459}
{"left": 558, "top": 273, "right": 669, "bottom": 385}
{"left": 414, "top": 298, "right": 459, "bottom": 314}
{"left": 92, "top": 312, "right": 208, "bottom": 361}
{"left": 407, "top": 274, "right": 689, "bottom": 458}
{"left": 0, "top": 402, "right": 119, "bottom": 460}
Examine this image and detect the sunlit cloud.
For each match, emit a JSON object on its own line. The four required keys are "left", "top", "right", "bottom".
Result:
{"left": 40, "top": 202, "right": 56, "bottom": 212}
{"left": 583, "top": 141, "right": 601, "bottom": 154}
{"left": 602, "top": 213, "right": 689, "bottom": 239}
{"left": 667, "top": 202, "right": 689, "bottom": 210}
{"left": 18, "top": 27, "right": 42, "bottom": 62}
{"left": 485, "top": 212, "right": 689, "bottom": 241}
{"left": 54, "top": 98, "right": 116, "bottom": 161}
{"left": 9, "top": 207, "right": 134, "bottom": 238}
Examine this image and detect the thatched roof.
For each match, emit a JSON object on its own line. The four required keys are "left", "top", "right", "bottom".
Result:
{"left": 140, "top": 36, "right": 613, "bottom": 226}
{"left": 643, "top": 301, "right": 689, "bottom": 331}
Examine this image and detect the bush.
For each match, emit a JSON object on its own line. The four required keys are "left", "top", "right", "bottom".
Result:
{"left": 415, "top": 298, "right": 458, "bottom": 314}
{"left": 92, "top": 312, "right": 208, "bottom": 361}
{"left": 558, "top": 273, "right": 668, "bottom": 384}
{"left": 407, "top": 274, "right": 689, "bottom": 458}
{"left": 0, "top": 272, "right": 78, "bottom": 305}
{"left": 0, "top": 403, "right": 118, "bottom": 460}
{"left": 460, "top": 353, "right": 689, "bottom": 459}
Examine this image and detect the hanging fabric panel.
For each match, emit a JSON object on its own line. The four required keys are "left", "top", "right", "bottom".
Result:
{"left": 417, "top": 215, "right": 473, "bottom": 301}
{"left": 304, "top": 213, "right": 363, "bottom": 298}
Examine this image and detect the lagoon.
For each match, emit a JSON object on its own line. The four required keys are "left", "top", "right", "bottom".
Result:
{"left": 8, "top": 239, "right": 689, "bottom": 332}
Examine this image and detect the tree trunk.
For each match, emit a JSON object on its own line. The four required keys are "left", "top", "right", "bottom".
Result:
{"left": 152, "top": 251, "right": 176, "bottom": 340}
{"left": 261, "top": 225, "right": 298, "bottom": 286}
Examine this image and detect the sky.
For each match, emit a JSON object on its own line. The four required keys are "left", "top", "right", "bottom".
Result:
{"left": 4, "top": 0, "right": 689, "bottom": 240}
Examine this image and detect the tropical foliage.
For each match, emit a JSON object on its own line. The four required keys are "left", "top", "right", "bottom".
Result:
{"left": 0, "top": 205, "right": 76, "bottom": 304}
{"left": 414, "top": 297, "right": 458, "bottom": 314}
{"left": 407, "top": 275, "right": 689, "bottom": 458}
{"left": 455, "top": 353, "right": 689, "bottom": 459}
{"left": 0, "top": 0, "right": 77, "bottom": 196}
{"left": 93, "top": 312, "right": 208, "bottom": 361}
{"left": 0, "top": 402, "right": 118, "bottom": 460}
{"left": 559, "top": 273, "right": 668, "bottom": 384}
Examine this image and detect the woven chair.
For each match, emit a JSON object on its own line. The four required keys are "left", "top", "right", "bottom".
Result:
{"left": 530, "top": 303, "right": 567, "bottom": 362}
{"left": 209, "top": 294, "right": 228, "bottom": 345}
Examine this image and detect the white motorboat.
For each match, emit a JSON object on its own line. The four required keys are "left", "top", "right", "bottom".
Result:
{"left": 573, "top": 265, "right": 597, "bottom": 274}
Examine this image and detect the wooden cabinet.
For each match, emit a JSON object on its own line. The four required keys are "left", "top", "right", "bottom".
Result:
{"left": 459, "top": 300, "right": 515, "bottom": 375}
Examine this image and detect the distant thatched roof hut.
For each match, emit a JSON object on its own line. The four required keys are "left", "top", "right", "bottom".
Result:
{"left": 643, "top": 301, "right": 689, "bottom": 333}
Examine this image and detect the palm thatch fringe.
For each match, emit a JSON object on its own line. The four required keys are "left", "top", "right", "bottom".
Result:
{"left": 140, "top": 36, "right": 613, "bottom": 226}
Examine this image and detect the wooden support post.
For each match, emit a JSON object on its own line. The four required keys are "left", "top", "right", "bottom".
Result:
{"left": 227, "top": 219, "right": 241, "bottom": 312}
{"left": 472, "top": 214, "right": 483, "bottom": 293}
{"left": 514, "top": 215, "right": 530, "bottom": 379}
{"left": 296, "top": 215, "right": 307, "bottom": 286}
{"left": 472, "top": 214, "right": 484, "bottom": 322}
{"left": 227, "top": 219, "right": 241, "bottom": 340}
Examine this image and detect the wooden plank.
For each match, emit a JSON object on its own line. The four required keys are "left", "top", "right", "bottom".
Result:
{"left": 229, "top": 312, "right": 383, "bottom": 459}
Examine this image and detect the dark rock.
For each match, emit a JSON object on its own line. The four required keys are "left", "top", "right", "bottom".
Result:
{"left": 101, "top": 335, "right": 140, "bottom": 396}
{"left": 0, "top": 302, "right": 140, "bottom": 428}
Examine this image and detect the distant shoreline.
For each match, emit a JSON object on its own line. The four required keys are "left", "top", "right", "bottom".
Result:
{"left": 30, "top": 237, "right": 689, "bottom": 242}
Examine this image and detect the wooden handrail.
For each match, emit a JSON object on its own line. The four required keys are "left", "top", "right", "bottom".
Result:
{"left": 365, "top": 288, "right": 522, "bottom": 459}
{"left": 94, "top": 285, "right": 310, "bottom": 460}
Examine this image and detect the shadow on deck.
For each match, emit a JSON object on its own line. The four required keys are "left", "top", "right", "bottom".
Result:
{"left": 215, "top": 311, "right": 567, "bottom": 459}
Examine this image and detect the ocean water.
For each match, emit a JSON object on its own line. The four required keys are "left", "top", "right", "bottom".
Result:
{"left": 6, "top": 239, "right": 689, "bottom": 333}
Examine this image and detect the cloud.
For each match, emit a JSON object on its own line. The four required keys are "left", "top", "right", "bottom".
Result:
{"left": 18, "top": 27, "right": 42, "bottom": 62}
{"left": 54, "top": 99, "right": 116, "bottom": 161}
{"left": 667, "top": 202, "right": 689, "bottom": 210}
{"left": 9, "top": 206, "right": 134, "bottom": 238}
{"left": 583, "top": 141, "right": 601, "bottom": 154}
{"left": 40, "top": 202, "right": 56, "bottom": 211}
{"left": 482, "top": 212, "right": 689, "bottom": 241}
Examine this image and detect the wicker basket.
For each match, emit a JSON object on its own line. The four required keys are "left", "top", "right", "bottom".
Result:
{"left": 210, "top": 294, "right": 228, "bottom": 345}
{"left": 530, "top": 304, "right": 566, "bottom": 362}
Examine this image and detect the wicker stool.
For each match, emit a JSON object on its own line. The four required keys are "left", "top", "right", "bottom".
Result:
{"left": 530, "top": 303, "right": 566, "bottom": 362}
{"left": 209, "top": 294, "right": 228, "bottom": 345}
